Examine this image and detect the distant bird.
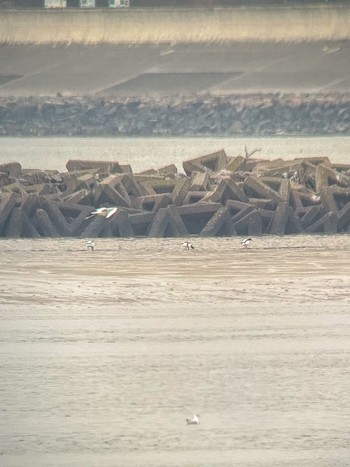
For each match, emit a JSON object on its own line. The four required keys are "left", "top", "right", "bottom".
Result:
{"left": 182, "top": 241, "right": 194, "bottom": 250}
{"left": 86, "top": 240, "right": 95, "bottom": 251}
{"left": 241, "top": 237, "right": 253, "bottom": 248}
{"left": 85, "top": 207, "right": 119, "bottom": 220}
{"left": 186, "top": 414, "right": 200, "bottom": 425}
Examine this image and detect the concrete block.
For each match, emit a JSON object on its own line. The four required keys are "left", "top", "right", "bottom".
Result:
{"left": 258, "top": 208, "right": 275, "bottom": 233}
{"left": 305, "top": 212, "right": 338, "bottom": 234}
{"left": 299, "top": 157, "right": 331, "bottom": 167}
{"left": 299, "top": 205, "right": 324, "bottom": 229}
{"left": 206, "top": 177, "right": 249, "bottom": 204}
{"left": 231, "top": 206, "right": 256, "bottom": 224}
{"left": 233, "top": 209, "right": 262, "bottom": 236}
{"left": 94, "top": 180, "right": 131, "bottom": 208}
{"left": 109, "top": 210, "right": 134, "bottom": 237}
{"left": 129, "top": 212, "right": 155, "bottom": 237}
{"left": 177, "top": 203, "right": 221, "bottom": 235}
{"left": 200, "top": 207, "right": 236, "bottom": 237}
{"left": 261, "top": 177, "right": 290, "bottom": 203}
{"left": 145, "top": 205, "right": 188, "bottom": 238}
{"left": 119, "top": 164, "right": 133, "bottom": 174}
{"left": 94, "top": 175, "right": 132, "bottom": 207}
{"left": 41, "top": 199, "right": 71, "bottom": 236}
{"left": 0, "top": 162, "right": 22, "bottom": 178}
{"left": 20, "top": 193, "right": 42, "bottom": 217}
{"left": 244, "top": 176, "right": 283, "bottom": 204}
{"left": 0, "top": 193, "right": 17, "bottom": 232}
{"left": 183, "top": 191, "right": 208, "bottom": 205}
{"left": 226, "top": 199, "right": 255, "bottom": 217}
{"left": 4, "top": 207, "right": 23, "bottom": 237}
{"left": 21, "top": 169, "right": 56, "bottom": 185}
{"left": 316, "top": 164, "right": 350, "bottom": 192}
{"left": 320, "top": 187, "right": 339, "bottom": 214}
{"left": 224, "top": 156, "right": 245, "bottom": 173}
{"left": 285, "top": 206, "right": 304, "bottom": 234}
{"left": 23, "top": 183, "right": 53, "bottom": 196}
{"left": 137, "top": 176, "right": 176, "bottom": 196}
{"left": 137, "top": 168, "right": 158, "bottom": 176}
{"left": 80, "top": 215, "right": 108, "bottom": 238}
{"left": 2, "top": 182, "right": 27, "bottom": 197}
{"left": 148, "top": 208, "right": 178, "bottom": 238}
{"left": 270, "top": 202, "right": 289, "bottom": 235}
{"left": 248, "top": 198, "right": 275, "bottom": 210}
{"left": 0, "top": 172, "right": 10, "bottom": 188}
{"left": 66, "top": 159, "right": 123, "bottom": 174}
{"left": 120, "top": 174, "right": 146, "bottom": 198}
{"left": 172, "top": 177, "right": 192, "bottom": 206}
{"left": 63, "top": 189, "right": 93, "bottom": 205}
{"left": 183, "top": 149, "right": 228, "bottom": 176}
{"left": 136, "top": 194, "right": 173, "bottom": 212}
{"left": 157, "top": 164, "right": 178, "bottom": 176}
{"left": 51, "top": 202, "right": 93, "bottom": 237}
{"left": 101, "top": 222, "right": 113, "bottom": 238}
{"left": 32, "top": 208, "right": 59, "bottom": 237}
{"left": 337, "top": 202, "right": 350, "bottom": 231}
{"left": 190, "top": 172, "right": 210, "bottom": 191}
{"left": 21, "top": 211, "right": 40, "bottom": 238}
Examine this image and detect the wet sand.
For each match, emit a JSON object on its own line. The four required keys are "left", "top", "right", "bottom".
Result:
{"left": 0, "top": 235, "right": 350, "bottom": 466}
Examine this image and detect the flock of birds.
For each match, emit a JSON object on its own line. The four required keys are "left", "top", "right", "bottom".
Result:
{"left": 85, "top": 237, "right": 253, "bottom": 251}
{"left": 83, "top": 206, "right": 253, "bottom": 252}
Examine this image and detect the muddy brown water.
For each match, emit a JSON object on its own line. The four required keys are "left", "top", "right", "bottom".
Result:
{"left": 0, "top": 235, "right": 350, "bottom": 466}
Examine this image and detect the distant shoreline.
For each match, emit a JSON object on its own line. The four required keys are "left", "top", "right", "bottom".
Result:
{"left": 1, "top": 94, "right": 349, "bottom": 137}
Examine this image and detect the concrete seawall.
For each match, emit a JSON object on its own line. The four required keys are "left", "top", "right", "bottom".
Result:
{"left": 1, "top": 6, "right": 350, "bottom": 45}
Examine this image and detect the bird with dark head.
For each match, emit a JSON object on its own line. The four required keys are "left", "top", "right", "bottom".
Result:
{"left": 241, "top": 237, "right": 253, "bottom": 248}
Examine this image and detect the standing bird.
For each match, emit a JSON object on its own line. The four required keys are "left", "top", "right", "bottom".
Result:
{"left": 85, "top": 207, "right": 119, "bottom": 220}
{"left": 86, "top": 240, "right": 95, "bottom": 251}
{"left": 182, "top": 241, "right": 194, "bottom": 250}
{"left": 186, "top": 414, "right": 200, "bottom": 425}
{"left": 241, "top": 237, "right": 253, "bottom": 248}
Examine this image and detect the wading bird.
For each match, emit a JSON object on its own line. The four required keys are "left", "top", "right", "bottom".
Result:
{"left": 86, "top": 240, "right": 95, "bottom": 251}
{"left": 182, "top": 241, "right": 194, "bottom": 250}
{"left": 241, "top": 237, "right": 253, "bottom": 248}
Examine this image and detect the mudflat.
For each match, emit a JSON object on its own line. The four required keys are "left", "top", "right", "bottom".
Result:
{"left": 0, "top": 235, "right": 350, "bottom": 466}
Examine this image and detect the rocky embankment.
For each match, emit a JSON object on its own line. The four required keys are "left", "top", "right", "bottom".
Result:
{"left": 0, "top": 94, "right": 349, "bottom": 136}
{"left": 1, "top": 151, "right": 350, "bottom": 238}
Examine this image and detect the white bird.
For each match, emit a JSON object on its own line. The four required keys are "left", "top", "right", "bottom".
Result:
{"left": 241, "top": 237, "right": 253, "bottom": 248}
{"left": 85, "top": 207, "right": 119, "bottom": 220}
{"left": 86, "top": 240, "right": 95, "bottom": 251}
{"left": 186, "top": 414, "right": 200, "bottom": 425}
{"left": 182, "top": 241, "right": 194, "bottom": 250}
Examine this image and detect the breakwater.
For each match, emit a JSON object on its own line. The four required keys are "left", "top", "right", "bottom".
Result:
{"left": 1, "top": 94, "right": 349, "bottom": 137}
{"left": 1, "top": 7, "right": 349, "bottom": 45}
{"left": 1, "top": 151, "right": 350, "bottom": 238}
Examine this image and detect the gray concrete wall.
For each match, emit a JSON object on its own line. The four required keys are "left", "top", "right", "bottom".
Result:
{"left": 1, "top": 6, "right": 350, "bottom": 44}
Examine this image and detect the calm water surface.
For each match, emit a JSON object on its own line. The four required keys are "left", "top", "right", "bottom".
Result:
{"left": 0, "top": 136, "right": 349, "bottom": 172}
{"left": 0, "top": 235, "right": 350, "bottom": 466}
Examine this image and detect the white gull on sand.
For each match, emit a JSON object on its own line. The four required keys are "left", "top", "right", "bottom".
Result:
{"left": 186, "top": 414, "right": 200, "bottom": 425}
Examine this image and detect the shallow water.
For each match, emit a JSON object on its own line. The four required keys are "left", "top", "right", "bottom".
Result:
{"left": 0, "top": 136, "right": 349, "bottom": 172}
{"left": 0, "top": 235, "right": 350, "bottom": 466}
